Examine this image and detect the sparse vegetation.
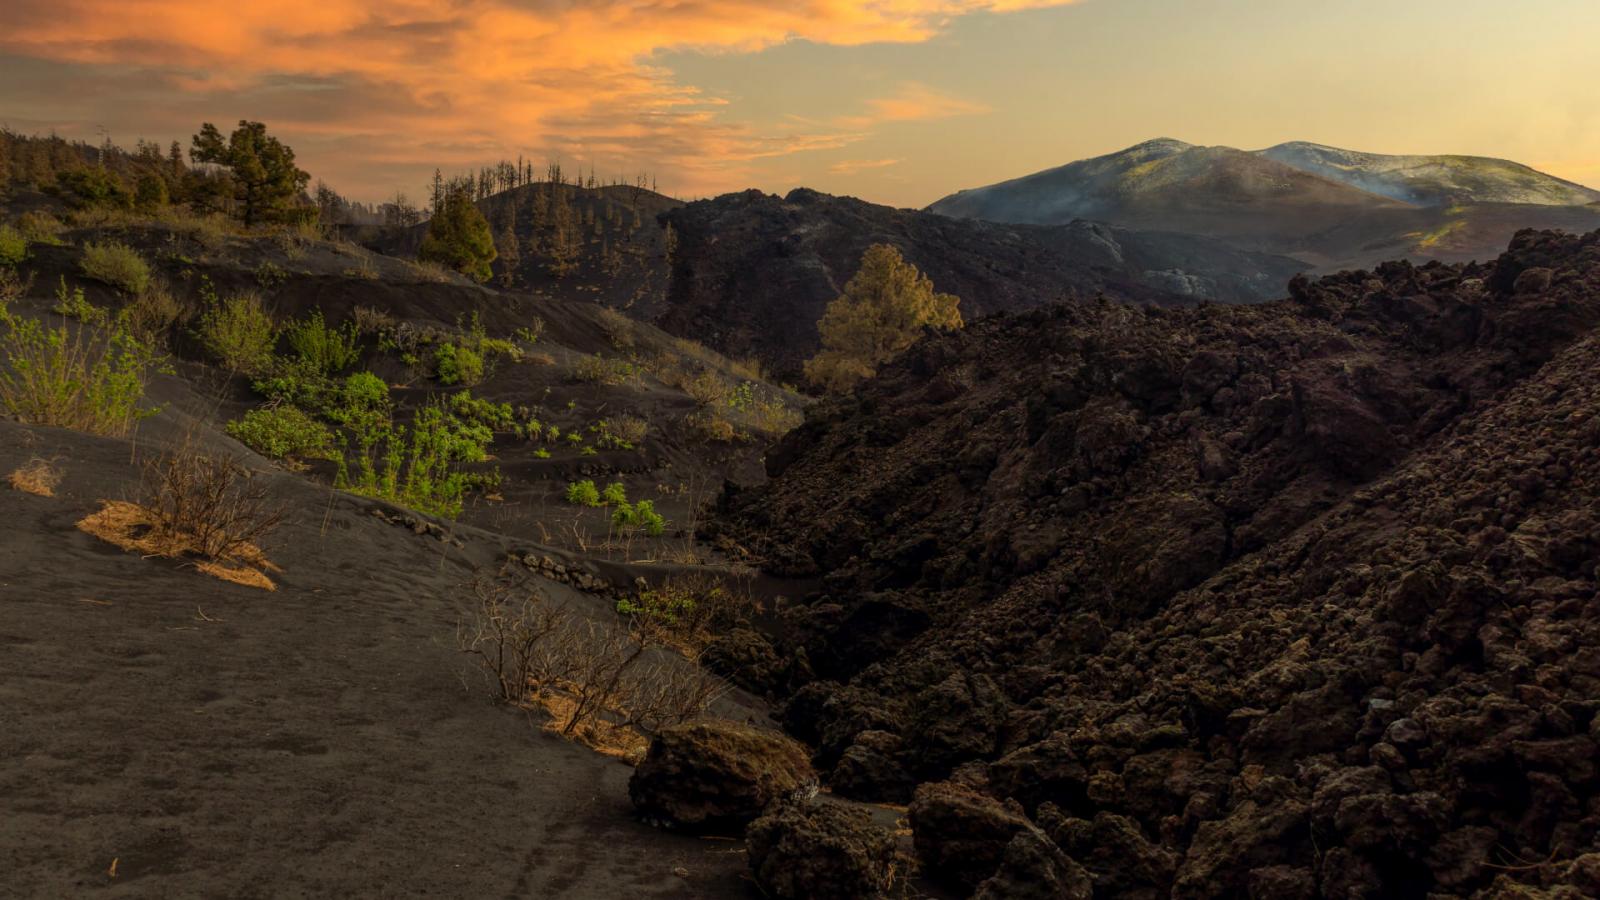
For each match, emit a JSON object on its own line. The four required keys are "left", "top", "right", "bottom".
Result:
{"left": 50, "top": 277, "right": 105, "bottom": 324}
{"left": 685, "top": 408, "right": 739, "bottom": 443}
{"left": 7, "top": 458, "right": 63, "bottom": 497}
{"left": 0, "top": 224, "right": 28, "bottom": 267}
{"left": 335, "top": 397, "right": 495, "bottom": 519}
{"left": 75, "top": 447, "right": 285, "bottom": 589}
{"left": 198, "top": 289, "right": 276, "bottom": 374}
{"left": 79, "top": 241, "right": 152, "bottom": 296}
{"left": 283, "top": 310, "right": 360, "bottom": 374}
{"left": 226, "top": 405, "right": 336, "bottom": 463}
{"left": 434, "top": 342, "right": 484, "bottom": 386}
{"left": 459, "top": 577, "right": 725, "bottom": 759}
{"left": 570, "top": 352, "right": 640, "bottom": 386}
{"left": 0, "top": 300, "right": 164, "bottom": 436}
{"left": 565, "top": 479, "right": 602, "bottom": 506}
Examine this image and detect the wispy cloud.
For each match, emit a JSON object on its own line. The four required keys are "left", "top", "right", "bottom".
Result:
{"left": 828, "top": 158, "right": 904, "bottom": 175}
{"left": 0, "top": 0, "right": 1079, "bottom": 198}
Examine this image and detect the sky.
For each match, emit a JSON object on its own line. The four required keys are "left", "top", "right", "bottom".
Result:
{"left": 2, "top": 0, "right": 1597, "bottom": 208}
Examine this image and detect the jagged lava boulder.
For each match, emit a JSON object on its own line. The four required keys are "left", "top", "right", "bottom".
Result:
{"left": 628, "top": 720, "right": 814, "bottom": 829}
{"left": 746, "top": 797, "right": 898, "bottom": 899}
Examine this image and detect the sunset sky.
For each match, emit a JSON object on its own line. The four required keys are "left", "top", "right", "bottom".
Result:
{"left": 2, "top": 0, "right": 1597, "bottom": 208}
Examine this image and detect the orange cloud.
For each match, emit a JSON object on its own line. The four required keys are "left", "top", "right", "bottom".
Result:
{"left": 0, "top": 0, "right": 1076, "bottom": 199}
{"left": 828, "top": 158, "right": 904, "bottom": 175}
{"left": 861, "top": 82, "right": 991, "bottom": 123}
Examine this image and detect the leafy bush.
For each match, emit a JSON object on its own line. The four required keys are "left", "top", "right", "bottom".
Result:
{"left": 283, "top": 310, "right": 360, "bottom": 374}
{"left": 80, "top": 241, "right": 151, "bottom": 296}
{"left": 51, "top": 277, "right": 106, "bottom": 324}
{"left": 57, "top": 167, "right": 132, "bottom": 209}
{"left": 597, "top": 307, "right": 634, "bottom": 349}
{"left": 611, "top": 499, "right": 665, "bottom": 537}
{"left": 570, "top": 353, "right": 639, "bottom": 386}
{"left": 0, "top": 224, "right": 28, "bottom": 267}
{"left": 447, "top": 391, "right": 514, "bottom": 430}
{"left": 564, "top": 479, "right": 601, "bottom": 506}
{"left": 226, "top": 405, "right": 335, "bottom": 461}
{"left": 435, "top": 343, "right": 484, "bottom": 386}
{"left": 336, "top": 399, "right": 493, "bottom": 519}
{"left": 515, "top": 318, "right": 545, "bottom": 344}
{"left": 685, "top": 409, "right": 738, "bottom": 443}
{"left": 0, "top": 302, "right": 164, "bottom": 436}
{"left": 600, "top": 481, "right": 628, "bottom": 506}
{"left": 341, "top": 371, "right": 390, "bottom": 411}
{"left": 15, "top": 212, "right": 64, "bottom": 245}
{"left": 199, "top": 291, "right": 277, "bottom": 375}
{"left": 133, "top": 173, "right": 169, "bottom": 212}
{"left": 121, "top": 284, "right": 184, "bottom": 344}
{"left": 684, "top": 370, "right": 732, "bottom": 406}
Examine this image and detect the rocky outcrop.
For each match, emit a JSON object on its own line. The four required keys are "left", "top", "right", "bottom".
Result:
{"left": 628, "top": 721, "right": 814, "bottom": 829}
{"left": 746, "top": 798, "right": 898, "bottom": 899}
{"left": 714, "top": 229, "right": 1600, "bottom": 895}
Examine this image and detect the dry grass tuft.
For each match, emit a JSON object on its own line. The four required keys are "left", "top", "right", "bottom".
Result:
{"left": 7, "top": 458, "right": 62, "bottom": 496}
{"left": 75, "top": 449, "right": 284, "bottom": 591}
{"left": 77, "top": 500, "right": 279, "bottom": 591}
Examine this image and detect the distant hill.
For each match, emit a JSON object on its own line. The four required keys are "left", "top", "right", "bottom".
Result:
{"left": 929, "top": 139, "right": 1600, "bottom": 270}
{"left": 656, "top": 188, "right": 1305, "bottom": 377}
{"left": 1258, "top": 141, "right": 1600, "bottom": 207}
{"left": 926, "top": 139, "right": 1408, "bottom": 242}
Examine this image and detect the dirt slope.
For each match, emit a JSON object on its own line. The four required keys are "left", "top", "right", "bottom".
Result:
{"left": 711, "top": 228, "right": 1600, "bottom": 896}
{"left": 0, "top": 419, "right": 760, "bottom": 898}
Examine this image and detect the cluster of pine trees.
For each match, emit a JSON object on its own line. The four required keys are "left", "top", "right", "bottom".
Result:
{"left": 0, "top": 121, "right": 321, "bottom": 228}
{"left": 418, "top": 161, "right": 669, "bottom": 287}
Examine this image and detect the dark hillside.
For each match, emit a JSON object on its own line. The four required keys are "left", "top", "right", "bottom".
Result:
{"left": 711, "top": 228, "right": 1600, "bottom": 897}
{"left": 658, "top": 188, "right": 1304, "bottom": 378}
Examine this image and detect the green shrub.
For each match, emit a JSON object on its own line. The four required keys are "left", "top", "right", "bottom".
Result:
{"left": 533, "top": 448, "right": 551, "bottom": 459}
{"left": 600, "top": 481, "right": 628, "bottom": 506}
{"left": 283, "top": 310, "right": 360, "bottom": 374}
{"left": 342, "top": 371, "right": 389, "bottom": 410}
{"left": 435, "top": 343, "right": 483, "bottom": 386}
{"left": 51, "top": 277, "right": 106, "bottom": 324}
{"left": 336, "top": 399, "right": 494, "bottom": 519}
{"left": 80, "top": 241, "right": 151, "bottom": 296}
{"left": 0, "top": 224, "right": 28, "bottom": 267}
{"left": 120, "top": 284, "right": 184, "bottom": 345}
{"left": 133, "top": 174, "right": 169, "bottom": 212}
{"left": 226, "top": 405, "right": 335, "bottom": 460}
{"left": 447, "top": 391, "right": 514, "bottom": 430}
{"left": 57, "top": 167, "right": 132, "bottom": 209}
{"left": 685, "top": 409, "right": 738, "bottom": 443}
{"left": 570, "top": 353, "right": 639, "bottom": 386}
{"left": 611, "top": 499, "right": 665, "bottom": 537}
{"left": 564, "top": 479, "right": 601, "bottom": 506}
{"left": 199, "top": 291, "right": 276, "bottom": 374}
{"left": 0, "top": 302, "right": 164, "bottom": 436}
{"left": 16, "top": 212, "right": 65, "bottom": 245}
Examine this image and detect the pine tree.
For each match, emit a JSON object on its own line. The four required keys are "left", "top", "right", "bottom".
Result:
{"left": 803, "top": 244, "right": 963, "bottom": 393}
{"left": 418, "top": 184, "right": 497, "bottom": 282}
{"left": 190, "top": 121, "right": 310, "bottom": 226}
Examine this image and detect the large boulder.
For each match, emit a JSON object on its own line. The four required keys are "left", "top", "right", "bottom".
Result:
{"left": 909, "top": 780, "right": 1033, "bottom": 890}
{"left": 973, "top": 829, "right": 1093, "bottom": 900}
{"left": 628, "top": 721, "right": 814, "bottom": 829}
{"left": 746, "top": 798, "right": 898, "bottom": 899}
